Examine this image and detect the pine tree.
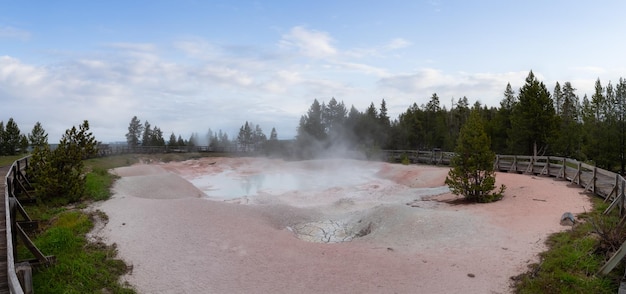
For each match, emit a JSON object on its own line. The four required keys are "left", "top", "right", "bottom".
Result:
{"left": 0, "top": 121, "right": 4, "bottom": 155}
{"left": 168, "top": 133, "right": 177, "bottom": 147}
{"left": 554, "top": 82, "right": 582, "bottom": 158}
{"left": 126, "top": 116, "right": 143, "bottom": 148}
{"left": 29, "top": 121, "right": 48, "bottom": 148}
{"left": 142, "top": 121, "right": 152, "bottom": 146}
{"left": 30, "top": 120, "right": 98, "bottom": 203}
{"left": 445, "top": 108, "right": 505, "bottom": 203}
{"left": 509, "top": 71, "right": 557, "bottom": 155}
{"left": 3, "top": 118, "right": 22, "bottom": 155}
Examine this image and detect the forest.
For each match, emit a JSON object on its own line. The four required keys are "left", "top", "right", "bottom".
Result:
{"left": 293, "top": 70, "right": 626, "bottom": 173}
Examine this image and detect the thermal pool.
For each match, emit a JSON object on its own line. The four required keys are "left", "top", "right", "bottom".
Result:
{"left": 90, "top": 157, "right": 592, "bottom": 293}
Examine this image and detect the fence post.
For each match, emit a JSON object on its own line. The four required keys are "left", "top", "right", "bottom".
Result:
{"left": 619, "top": 178, "right": 626, "bottom": 217}
{"left": 593, "top": 167, "right": 597, "bottom": 194}
{"left": 494, "top": 155, "right": 499, "bottom": 170}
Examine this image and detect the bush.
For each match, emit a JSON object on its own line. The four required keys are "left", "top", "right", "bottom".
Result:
{"left": 29, "top": 121, "right": 97, "bottom": 204}
{"left": 445, "top": 108, "right": 505, "bottom": 203}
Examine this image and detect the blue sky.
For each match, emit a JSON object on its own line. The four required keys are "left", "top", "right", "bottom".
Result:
{"left": 1, "top": 1, "right": 625, "bottom": 143}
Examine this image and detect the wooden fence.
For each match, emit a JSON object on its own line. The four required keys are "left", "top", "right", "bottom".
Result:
{"left": 3, "top": 157, "right": 55, "bottom": 294}
{"left": 97, "top": 145, "right": 237, "bottom": 156}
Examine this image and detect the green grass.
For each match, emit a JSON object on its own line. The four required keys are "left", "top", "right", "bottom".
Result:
{"left": 0, "top": 154, "right": 27, "bottom": 167}
{"left": 513, "top": 197, "right": 624, "bottom": 293}
{"left": 27, "top": 211, "right": 135, "bottom": 294}
{"left": 14, "top": 155, "right": 144, "bottom": 293}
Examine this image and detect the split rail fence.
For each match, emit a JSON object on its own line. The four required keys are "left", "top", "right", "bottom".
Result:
{"left": 2, "top": 157, "right": 54, "bottom": 294}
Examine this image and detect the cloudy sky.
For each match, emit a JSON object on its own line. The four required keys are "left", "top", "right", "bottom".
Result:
{"left": 1, "top": 1, "right": 625, "bottom": 143}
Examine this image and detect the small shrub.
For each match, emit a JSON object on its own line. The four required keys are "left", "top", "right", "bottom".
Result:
{"left": 400, "top": 154, "right": 410, "bottom": 165}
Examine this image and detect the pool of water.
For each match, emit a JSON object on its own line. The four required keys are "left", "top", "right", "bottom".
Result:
{"left": 191, "top": 168, "right": 380, "bottom": 199}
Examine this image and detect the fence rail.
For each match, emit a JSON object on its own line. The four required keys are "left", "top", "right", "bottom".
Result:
{"left": 3, "top": 156, "right": 54, "bottom": 294}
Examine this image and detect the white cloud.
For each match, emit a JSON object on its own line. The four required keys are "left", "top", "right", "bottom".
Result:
{"left": 385, "top": 38, "right": 411, "bottom": 50}
{"left": 378, "top": 69, "right": 529, "bottom": 107}
{"left": 106, "top": 42, "right": 157, "bottom": 52}
{"left": 174, "top": 39, "right": 221, "bottom": 60}
{"left": 0, "top": 26, "right": 30, "bottom": 41}
{"left": 333, "top": 61, "right": 389, "bottom": 77}
{"left": 279, "top": 26, "right": 337, "bottom": 58}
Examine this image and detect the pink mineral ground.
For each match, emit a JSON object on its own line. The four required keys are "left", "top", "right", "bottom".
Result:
{"left": 89, "top": 157, "right": 593, "bottom": 294}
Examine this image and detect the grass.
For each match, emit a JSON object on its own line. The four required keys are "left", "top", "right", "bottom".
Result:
{"left": 513, "top": 196, "right": 624, "bottom": 293}
{"left": 0, "top": 154, "right": 27, "bottom": 167}
{"left": 12, "top": 155, "right": 144, "bottom": 293}
{"left": 26, "top": 211, "right": 135, "bottom": 294}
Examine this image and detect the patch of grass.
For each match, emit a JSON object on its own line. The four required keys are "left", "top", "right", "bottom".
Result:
{"left": 85, "top": 167, "right": 116, "bottom": 201}
{"left": 513, "top": 196, "right": 622, "bottom": 294}
{"left": 0, "top": 154, "right": 27, "bottom": 166}
{"left": 25, "top": 211, "right": 135, "bottom": 294}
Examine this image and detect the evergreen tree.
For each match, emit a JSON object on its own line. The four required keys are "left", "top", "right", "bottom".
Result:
{"left": 30, "top": 120, "right": 98, "bottom": 204}
{"left": 492, "top": 83, "right": 516, "bottom": 153}
{"left": 3, "top": 118, "right": 23, "bottom": 155}
{"left": 168, "top": 132, "right": 177, "bottom": 147}
{"left": 188, "top": 133, "right": 198, "bottom": 147}
{"left": 616, "top": 78, "right": 626, "bottom": 173}
{"left": 424, "top": 93, "right": 446, "bottom": 149}
{"left": 553, "top": 82, "right": 563, "bottom": 116}
{"left": 509, "top": 71, "right": 557, "bottom": 155}
{"left": 296, "top": 99, "right": 327, "bottom": 158}
{"left": 142, "top": 121, "right": 152, "bottom": 146}
{"left": 554, "top": 82, "right": 582, "bottom": 157}
{"left": 151, "top": 126, "right": 165, "bottom": 146}
{"left": 298, "top": 99, "right": 326, "bottom": 141}
{"left": 582, "top": 80, "right": 606, "bottom": 166}
{"left": 29, "top": 121, "right": 48, "bottom": 148}
{"left": 237, "top": 121, "right": 253, "bottom": 152}
{"left": 445, "top": 108, "right": 505, "bottom": 203}
{"left": 19, "top": 134, "right": 29, "bottom": 153}
{"left": 0, "top": 121, "right": 4, "bottom": 155}
{"left": 270, "top": 127, "right": 278, "bottom": 141}
{"left": 323, "top": 97, "right": 347, "bottom": 138}
{"left": 126, "top": 116, "right": 143, "bottom": 148}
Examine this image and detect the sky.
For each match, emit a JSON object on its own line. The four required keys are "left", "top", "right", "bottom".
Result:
{"left": 1, "top": 1, "right": 625, "bottom": 143}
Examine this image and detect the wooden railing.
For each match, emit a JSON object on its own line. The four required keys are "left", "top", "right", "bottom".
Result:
{"left": 382, "top": 149, "right": 456, "bottom": 165}
{"left": 3, "top": 157, "right": 54, "bottom": 294}
{"left": 97, "top": 145, "right": 238, "bottom": 156}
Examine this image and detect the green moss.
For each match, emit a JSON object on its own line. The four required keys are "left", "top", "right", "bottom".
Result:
{"left": 514, "top": 196, "right": 622, "bottom": 294}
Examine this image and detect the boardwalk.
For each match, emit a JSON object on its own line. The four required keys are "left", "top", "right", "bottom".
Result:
{"left": 0, "top": 165, "right": 9, "bottom": 293}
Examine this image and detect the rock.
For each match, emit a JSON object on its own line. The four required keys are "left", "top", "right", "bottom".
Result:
{"left": 560, "top": 212, "right": 575, "bottom": 226}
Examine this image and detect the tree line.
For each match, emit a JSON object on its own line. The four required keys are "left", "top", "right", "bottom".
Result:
{"left": 121, "top": 70, "right": 626, "bottom": 173}
{"left": 294, "top": 70, "right": 626, "bottom": 173}
{"left": 0, "top": 118, "right": 48, "bottom": 155}
{"left": 125, "top": 116, "right": 279, "bottom": 153}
